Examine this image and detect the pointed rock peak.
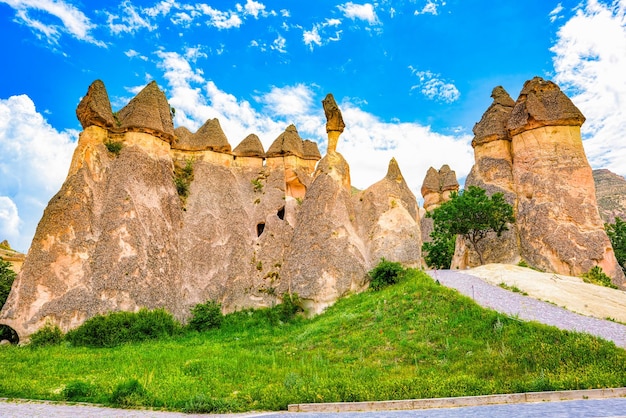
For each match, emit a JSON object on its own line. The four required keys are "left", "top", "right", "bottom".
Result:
{"left": 174, "top": 126, "right": 192, "bottom": 141}
{"left": 266, "top": 124, "right": 304, "bottom": 158}
{"left": 193, "top": 118, "right": 232, "bottom": 153}
{"left": 303, "top": 140, "right": 321, "bottom": 160}
{"left": 233, "top": 133, "right": 265, "bottom": 157}
{"left": 507, "top": 76, "right": 586, "bottom": 136}
{"left": 385, "top": 158, "right": 404, "bottom": 183}
{"left": 117, "top": 80, "right": 175, "bottom": 140}
{"left": 472, "top": 86, "right": 515, "bottom": 146}
{"left": 76, "top": 79, "right": 116, "bottom": 129}
{"left": 491, "top": 86, "right": 515, "bottom": 107}
{"left": 0, "top": 240, "right": 11, "bottom": 250}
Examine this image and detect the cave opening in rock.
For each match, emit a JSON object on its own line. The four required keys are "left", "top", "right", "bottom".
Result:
{"left": 257, "top": 222, "right": 265, "bottom": 237}
{"left": 0, "top": 325, "right": 19, "bottom": 345}
{"left": 277, "top": 206, "right": 285, "bottom": 220}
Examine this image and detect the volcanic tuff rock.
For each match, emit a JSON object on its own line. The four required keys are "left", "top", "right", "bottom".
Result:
{"left": 0, "top": 80, "right": 422, "bottom": 341}
{"left": 420, "top": 165, "right": 459, "bottom": 246}
{"left": 454, "top": 77, "right": 624, "bottom": 286}
{"left": 453, "top": 86, "right": 520, "bottom": 267}
{"left": 0, "top": 241, "right": 25, "bottom": 274}
{"left": 593, "top": 169, "right": 626, "bottom": 224}
{"left": 75, "top": 79, "right": 116, "bottom": 129}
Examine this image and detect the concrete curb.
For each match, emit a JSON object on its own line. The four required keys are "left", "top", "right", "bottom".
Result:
{"left": 288, "top": 387, "right": 626, "bottom": 412}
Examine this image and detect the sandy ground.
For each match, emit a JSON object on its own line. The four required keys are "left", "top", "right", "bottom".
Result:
{"left": 458, "top": 264, "right": 626, "bottom": 324}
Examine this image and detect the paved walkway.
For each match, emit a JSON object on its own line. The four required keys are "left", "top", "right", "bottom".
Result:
{"left": 427, "top": 269, "right": 626, "bottom": 347}
{"left": 2, "top": 398, "right": 626, "bottom": 417}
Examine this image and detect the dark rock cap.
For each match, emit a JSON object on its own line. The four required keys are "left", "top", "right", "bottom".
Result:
{"left": 233, "top": 133, "right": 265, "bottom": 157}
{"left": 302, "top": 140, "right": 322, "bottom": 160}
{"left": 194, "top": 118, "right": 232, "bottom": 153}
{"left": 117, "top": 81, "right": 175, "bottom": 140}
{"left": 472, "top": 86, "right": 515, "bottom": 147}
{"left": 420, "top": 165, "right": 458, "bottom": 197}
{"left": 322, "top": 93, "right": 345, "bottom": 133}
{"left": 266, "top": 124, "right": 304, "bottom": 158}
{"left": 507, "top": 76, "right": 586, "bottom": 136}
{"left": 76, "top": 80, "right": 116, "bottom": 129}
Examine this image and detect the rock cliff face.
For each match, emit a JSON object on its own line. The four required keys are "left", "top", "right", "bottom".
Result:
{"left": 0, "top": 80, "right": 423, "bottom": 340}
{"left": 593, "top": 169, "right": 626, "bottom": 224}
{"left": 455, "top": 77, "right": 624, "bottom": 286}
{"left": 0, "top": 241, "right": 24, "bottom": 274}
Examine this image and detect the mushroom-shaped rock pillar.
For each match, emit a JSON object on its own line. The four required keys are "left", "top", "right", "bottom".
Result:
{"left": 322, "top": 93, "right": 345, "bottom": 154}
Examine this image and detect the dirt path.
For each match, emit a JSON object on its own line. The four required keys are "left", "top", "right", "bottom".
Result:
{"left": 427, "top": 269, "right": 626, "bottom": 348}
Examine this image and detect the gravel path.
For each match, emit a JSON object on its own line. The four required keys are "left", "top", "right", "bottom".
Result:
{"left": 427, "top": 270, "right": 626, "bottom": 348}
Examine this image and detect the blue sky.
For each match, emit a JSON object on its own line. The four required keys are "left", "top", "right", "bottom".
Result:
{"left": 1, "top": 0, "right": 625, "bottom": 252}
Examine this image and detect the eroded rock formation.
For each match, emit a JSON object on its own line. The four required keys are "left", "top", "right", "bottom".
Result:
{"left": 0, "top": 241, "right": 25, "bottom": 274}
{"left": 455, "top": 77, "right": 624, "bottom": 286}
{"left": 593, "top": 169, "right": 626, "bottom": 224}
{"left": 0, "top": 81, "right": 422, "bottom": 340}
{"left": 420, "top": 165, "right": 459, "bottom": 245}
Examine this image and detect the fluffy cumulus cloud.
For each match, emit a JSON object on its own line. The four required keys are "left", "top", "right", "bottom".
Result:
{"left": 155, "top": 50, "right": 473, "bottom": 199}
{"left": 409, "top": 67, "right": 460, "bottom": 103}
{"left": 551, "top": 0, "right": 626, "bottom": 175}
{"left": 0, "top": 0, "right": 103, "bottom": 45}
{"left": 337, "top": 2, "right": 379, "bottom": 24}
{"left": 0, "top": 95, "right": 76, "bottom": 251}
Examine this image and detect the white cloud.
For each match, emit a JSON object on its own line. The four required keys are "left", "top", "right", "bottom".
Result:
{"left": 125, "top": 49, "right": 148, "bottom": 60}
{"left": 142, "top": 0, "right": 177, "bottom": 18}
{"left": 197, "top": 4, "right": 243, "bottom": 29}
{"left": 0, "top": 95, "right": 76, "bottom": 251}
{"left": 337, "top": 2, "right": 379, "bottom": 24}
{"left": 0, "top": 0, "right": 103, "bottom": 45}
{"left": 271, "top": 34, "right": 287, "bottom": 53}
{"left": 551, "top": 0, "right": 626, "bottom": 176}
{"left": 409, "top": 67, "right": 460, "bottom": 103}
{"left": 414, "top": 0, "right": 445, "bottom": 16}
{"left": 302, "top": 19, "right": 343, "bottom": 50}
{"left": 240, "top": 0, "right": 267, "bottom": 18}
{"left": 155, "top": 51, "right": 472, "bottom": 202}
{"left": 549, "top": 3, "right": 564, "bottom": 23}
{"left": 280, "top": 9, "right": 290, "bottom": 17}
{"left": 107, "top": 0, "right": 156, "bottom": 34}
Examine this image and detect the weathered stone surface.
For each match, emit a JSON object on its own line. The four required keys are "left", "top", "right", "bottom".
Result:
{"left": 593, "top": 169, "right": 626, "bottom": 224}
{"left": 0, "top": 241, "right": 25, "bottom": 274}
{"left": 507, "top": 77, "right": 585, "bottom": 137}
{"left": 266, "top": 125, "right": 304, "bottom": 158}
{"left": 117, "top": 81, "right": 175, "bottom": 141}
{"left": 0, "top": 80, "right": 426, "bottom": 341}
{"left": 420, "top": 165, "right": 459, "bottom": 212}
{"left": 302, "top": 140, "right": 322, "bottom": 160}
{"left": 75, "top": 80, "right": 116, "bottom": 129}
{"left": 356, "top": 159, "right": 421, "bottom": 267}
{"left": 194, "top": 118, "right": 232, "bottom": 153}
{"left": 452, "top": 86, "right": 519, "bottom": 269}
{"left": 322, "top": 93, "right": 345, "bottom": 153}
{"left": 472, "top": 86, "right": 515, "bottom": 147}
{"left": 233, "top": 134, "right": 265, "bottom": 157}
{"left": 280, "top": 152, "right": 368, "bottom": 314}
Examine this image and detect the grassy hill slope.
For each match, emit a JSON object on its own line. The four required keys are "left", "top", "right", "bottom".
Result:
{"left": 1, "top": 269, "right": 625, "bottom": 413}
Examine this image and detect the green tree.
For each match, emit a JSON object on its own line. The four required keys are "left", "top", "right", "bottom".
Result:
{"left": 422, "top": 228, "right": 456, "bottom": 269}
{"left": 426, "top": 186, "right": 515, "bottom": 266}
{"left": 606, "top": 217, "right": 626, "bottom": 274}
{"left": 0, "top": 258, "right": 16, "bottom": 309}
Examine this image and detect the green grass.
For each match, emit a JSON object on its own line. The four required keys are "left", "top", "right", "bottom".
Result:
{"left": 1, "top": 269, "right": 626, "bottom": 413}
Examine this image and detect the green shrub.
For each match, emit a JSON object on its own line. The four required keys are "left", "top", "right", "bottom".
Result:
{"left": 188, "top": 301, "right": 223, "bottom": 332}
{"left": 368, "top": 258, "right": 405, "bottom": 291}
{"left": 109, "top": 379, "right": 152, "bottom": 407}
{"left": 104, "top": 140, "right": 123, "bottom": 155}
{"left": 65, "top": 308, "right": 180, "bottom": 347}
{"left": 29, "top": 323, "right": 63, "bottom": 348}
{"left": 62, "top": 380, "right": 96, "bottom": 401}
{"left": 581, "top": 266, "right": 618, "bottom": 289}
{"left": 174, "top": 159, "right": 194, "bottom": 201}
{"left": 606, "top": 217, "right": 626, "bottom": 273}
{"left": 277, "top": 293, "right": 303, "bottom": 323}
{"left": 0, "top": 258, "right": 16, "bottom": 309}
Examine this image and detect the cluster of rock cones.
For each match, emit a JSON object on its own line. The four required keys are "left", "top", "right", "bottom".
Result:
{"left": 1, "top": 76, "right": 623, "bottom": 342}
